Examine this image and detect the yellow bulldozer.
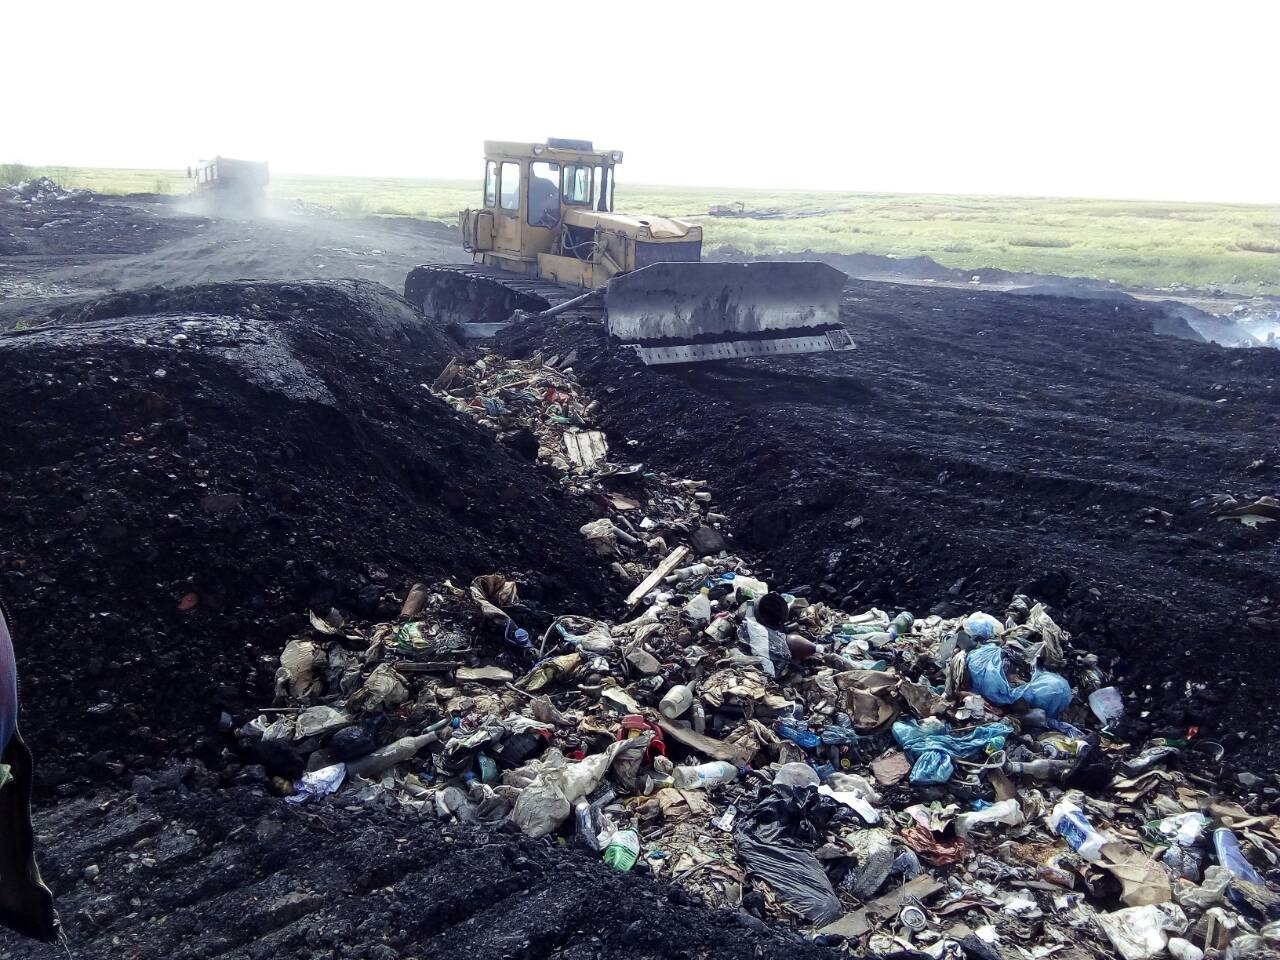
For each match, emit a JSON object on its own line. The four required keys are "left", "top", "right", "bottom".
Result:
{"left": 404, "top": 139, "right": 852, "bottom": 365}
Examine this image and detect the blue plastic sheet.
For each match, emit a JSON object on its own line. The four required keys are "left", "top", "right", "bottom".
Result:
{"left": 966, "top": 644, "right": 1071, "bottom": 718}
{"left": 893, "top": 719, "right": 1013, "bottom": 784}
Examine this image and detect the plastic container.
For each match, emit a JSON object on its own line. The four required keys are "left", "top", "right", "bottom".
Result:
{"left": 731, "top": 576, "right": 769, "bottom": 601}
{"left": 888, "top": 611, "right": 915, "bottom": 638}
{"left": 659, "top": 684, "right": 694, "bottom": 720}
{"left": 1048, "top": 799, "right": 1111, "bottom": 861}
{"left": 672, "top": 761, "right": 739, "bottom": 790}
{"left": 603, "top": 828, "right": 641, "bottom": 871}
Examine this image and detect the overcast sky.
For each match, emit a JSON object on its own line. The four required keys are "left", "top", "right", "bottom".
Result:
{"left": 3, "top": 1, "right": 1277, "bottom": 203}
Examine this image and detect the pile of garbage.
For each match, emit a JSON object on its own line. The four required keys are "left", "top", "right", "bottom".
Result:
{"left": 235, "top": 354, "right": 1280, "bottom": 960}
{"left": 1, "top": 176, "right": 88, "bottom": 206}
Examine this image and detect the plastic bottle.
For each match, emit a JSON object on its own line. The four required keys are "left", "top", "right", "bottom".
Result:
{"left": 664, "top": 563, "right": 712, "bottom": 585}
{"left": 672, "top": 761, "right": 739, "bottom": 790}
{"left": 574, "top": 799, "right": 604, "bottom": 850}
{"left": 659, "top": 684, "right": 694, "bottom": 720}
{"left": 691, "top": 702, "right": 707, "bottom": 734}
{"left": 1048, "top": 799, "right": 1111, "bottom": 861}
{"left": 888, "top": 611, "right": 915, "bottom": 639}
{"left": 1005, "top": 758, "right": 1071, "bottom": 780}
{"left": 345, "top": 730, "right": 443, "bottom": 778}
{"left": 1212, "top": 828, "right": 1265, "bottom": 884}
{"left": 602, "top": 828, "right": 641, "bottom": 871}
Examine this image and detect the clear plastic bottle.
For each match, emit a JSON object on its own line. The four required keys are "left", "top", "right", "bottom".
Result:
{"left": 691, "top": 702, "right": 707, "bottom": 734}
{"left": 672, "top": 761, "right": 739, "bottom": 790}
{"left": 664, "top": 563, "right": 712, "bottom": 585}
{"left": 1048, "top": 799, "right": 1110, "bottom": 861}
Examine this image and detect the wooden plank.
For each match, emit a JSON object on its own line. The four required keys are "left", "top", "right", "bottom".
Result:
{"left": 816, "top": 874, "right": 944, "bottom": 938}
{"left": 625, "top": 546, "right": 689, "bottom": 608}
{"left": 657, "top": 719, "right": 753, "bottom": 767}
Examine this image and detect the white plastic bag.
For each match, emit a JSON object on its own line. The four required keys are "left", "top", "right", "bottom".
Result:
{"left": 1096, "top": 903, "right": 1188, "bottom": 960}
{"left": 955, "top": 799, "right": 1024, "bottom": 838}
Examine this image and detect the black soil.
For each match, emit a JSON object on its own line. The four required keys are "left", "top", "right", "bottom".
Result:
{"left": 498, "top": 281, "right": 1280, "bottom": 770}
{"left": 0, "top": 767, "right": 837, "bottom": 960}
{"left": 0, "top": 280, "right": 616, "bottom": 793}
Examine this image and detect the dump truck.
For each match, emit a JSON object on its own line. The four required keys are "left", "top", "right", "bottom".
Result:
{"left": 187, "top": 156, "right": 269, "bottom": 217}
{"left": 404, "top": 140, "right": 850, "bottom": 365}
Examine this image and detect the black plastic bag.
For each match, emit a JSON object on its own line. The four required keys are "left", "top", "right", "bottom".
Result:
{"left": 734, "top": 827, "right": 842, "bottom": 926}
{"left": 732, "top": 784, "right": 850, "bottom": 925}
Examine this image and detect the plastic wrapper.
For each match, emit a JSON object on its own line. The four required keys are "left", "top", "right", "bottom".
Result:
{"left": 286, "top": 763, "right": 346, "bottom": 805}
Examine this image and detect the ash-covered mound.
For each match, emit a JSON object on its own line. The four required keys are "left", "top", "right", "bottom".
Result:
{"left": 0, "top": 280, "right": 615, "bottom": 791}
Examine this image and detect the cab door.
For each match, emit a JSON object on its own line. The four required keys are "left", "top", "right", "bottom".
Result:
{"left": 494, "top": 159, "right": 524, "bottom": 256}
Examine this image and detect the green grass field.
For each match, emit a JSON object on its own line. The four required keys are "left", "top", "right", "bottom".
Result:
{"left": 8, "top": 163, "right": 1280, "bottom": 292}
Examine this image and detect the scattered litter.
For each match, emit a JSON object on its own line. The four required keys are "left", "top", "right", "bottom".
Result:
{"left": 234, "top": 353, "right": 1280, "bottom": 956}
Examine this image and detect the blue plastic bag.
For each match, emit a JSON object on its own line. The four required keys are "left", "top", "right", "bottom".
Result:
{"left": 1020, "top": 670, "right": 1072, "bottom": 717}
{"left": 892, "top": 719, "right": 1012, "bottom": 784}
{"left": 776, "top": 722, "right": 821, "bottom": 750}
{"left": 966, "top": 644, "right": 1071, "bottom": 718}
{"left": 820, "top": 726, "right": 860, "bottom": 747}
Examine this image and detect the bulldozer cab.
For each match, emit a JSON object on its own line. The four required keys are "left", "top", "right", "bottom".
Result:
{"left": 461, "top": 139, "right": 707, "bottom": 290}
{"left": 465, "top": 139, "right": 617, "bottom": 268}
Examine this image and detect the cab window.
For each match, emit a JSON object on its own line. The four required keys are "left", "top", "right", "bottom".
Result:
{"left": 528, "top": 161, "right": 561, "bottom": 227}
{"left": 499, "top": 161, "right": 520, "bottom": 212}
{"left": 594, "top": 166, "right": 615, "bottom": 212}
{"left": 562, "top": 164, "right": 592, "bottom": 205}
{"left": 483, "top": 161, "right": 498, "bottom": 207}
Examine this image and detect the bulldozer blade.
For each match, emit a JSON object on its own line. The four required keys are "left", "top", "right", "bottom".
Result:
{"left": 605, "top": 261, "right": 850, "bottom": 365}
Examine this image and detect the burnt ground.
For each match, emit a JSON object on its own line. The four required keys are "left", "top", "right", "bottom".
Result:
{"left": 499, "top": 283, "right": 1280, "bottom": 770}
{"left": 0, "top": 280, "right": 617, "bottom": 795}
{"left": 1, "top": 187, "right": 1278, "bottom": 958}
